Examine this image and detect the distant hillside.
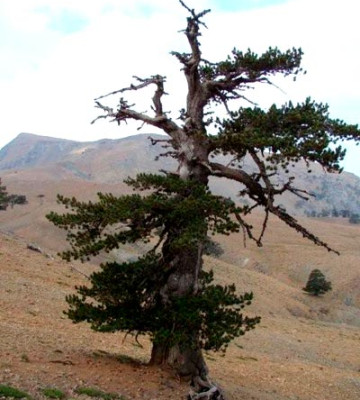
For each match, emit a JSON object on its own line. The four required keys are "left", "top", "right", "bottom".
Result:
{"left": 0, "top": 133, "right": 80, "bottom": 170}
{"left": 1, "top": 132, "right": 360, "bottom": 216}
{"left": 0, "top": 132, "right": 175, "bottom": 182}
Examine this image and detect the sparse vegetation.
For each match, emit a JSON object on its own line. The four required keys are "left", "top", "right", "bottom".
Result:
{"left": 0, "top": 384, "right": 32, "bottom": 399}
{"left": 41, "top": 387, "right": 65, "bottom": 399}
{"left": 203, "top": 237, "right": 224, "bottom": 258}
{"left": 303, "top": 269, "right": 332, "bottom": 296}
{"left": 21, "top": 353, "right": 30, "bottom": 362}
{"left": 74, "top": 387, "right": 124, "bottom": 400}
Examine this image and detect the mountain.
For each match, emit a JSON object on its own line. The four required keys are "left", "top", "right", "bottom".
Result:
{"left": 0, "top": 132, "right": 175, "bottom": 182}
{"left": 1, "top": 132, "right": 360, "bottom": 216}
{"left": 0, "top": 133, "right": 81, "bottom": 170}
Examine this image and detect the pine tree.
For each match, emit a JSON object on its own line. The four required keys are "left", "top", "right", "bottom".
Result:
{"left": 303, "top": 269, "right": 332, "bottom": 296}
{"left": 0, "top": 179, "right": 28, "bottom": 211}
{"left": 47, "top": 2, "right": 360, "bottom": 398}
{"left": 0, "top": 178, "right": 9, "bottom": 210}
{"left": 349, "top": 213, "right": 360, "bottom": 224}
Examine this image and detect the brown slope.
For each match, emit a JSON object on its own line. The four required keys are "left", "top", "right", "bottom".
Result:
{"left": 1, "top": 232, "right": 359, "bottom": 400}
{"left": 0, "top": 171, "right": 131, "bottom": 253}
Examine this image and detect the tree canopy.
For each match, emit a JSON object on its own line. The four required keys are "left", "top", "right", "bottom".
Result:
{"left": 303, "top": 269, "right": 332, "bottom": 296}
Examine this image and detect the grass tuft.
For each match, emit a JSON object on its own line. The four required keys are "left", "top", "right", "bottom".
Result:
{"left": 41, "top": 387, "right": 65, "bottom": 399}
{"left": 21, "top": 353, "right": 30, "bottom": 362}
{"left": 74, "top": 387, "right": 124, "bottom": 400}
{"left": 0, "top": 384, "right": 32, "bottom": 399}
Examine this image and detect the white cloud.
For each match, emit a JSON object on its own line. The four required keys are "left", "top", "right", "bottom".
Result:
{"left": 0, "top": 0, "right": 359, "bottom": 174}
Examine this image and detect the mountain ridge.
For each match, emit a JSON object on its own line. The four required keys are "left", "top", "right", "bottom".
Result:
{"left": 0, "top": 132, "right": 169, "bottom": 174}
{"left": 1, "top": 132, "right": 360, "bottom": 217}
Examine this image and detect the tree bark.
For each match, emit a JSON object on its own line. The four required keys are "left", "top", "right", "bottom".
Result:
{"left": 150, "top": 341, "right": 208, "bottom": 378}
{"left": 149, "top": 225, "right": 211, "bottom": 387}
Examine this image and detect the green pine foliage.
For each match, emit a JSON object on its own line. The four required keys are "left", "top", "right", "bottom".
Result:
{"left": 303, "top": 269, "right": 332, "bottom": 296}
{"left": 49, "top": 174, "right": 260, "bottom": 352}
{"left": 214, "top": 98, "right": 358, "bottom": 174}
{"left": 47, "top": 174, "right": 244, "bottom": 262}
{"left": 0, "top": 178, "right": 28, "bottom": 211}
{"left": 0, "top": 384, "right": 32, "bottom": 399}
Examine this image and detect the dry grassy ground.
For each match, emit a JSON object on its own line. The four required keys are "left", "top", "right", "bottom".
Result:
{"left": 1, "top": 216, "right": 359, "bottom": 399}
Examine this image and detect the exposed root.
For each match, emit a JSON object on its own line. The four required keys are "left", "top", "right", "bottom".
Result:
{"left": 188, "top": 375, "right": 226, "bottom": 400}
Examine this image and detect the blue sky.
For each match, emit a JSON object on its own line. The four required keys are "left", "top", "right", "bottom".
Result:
{"left": 38, "top": 7, "right": 89, "bottom": 34}
{"left": 0, "top": 0, "right": 359, "bottom": 176}
{"left": 211, "top": 0, "right": 289, "bottom": 11}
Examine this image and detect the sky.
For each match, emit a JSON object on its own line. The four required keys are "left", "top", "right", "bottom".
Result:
{"left": 0, "top": 0, "right": 359, "bottom": 175}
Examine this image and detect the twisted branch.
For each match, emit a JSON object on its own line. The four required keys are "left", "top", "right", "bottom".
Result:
{"left": 202, "top": 158, "right": 338, "bottom": 253}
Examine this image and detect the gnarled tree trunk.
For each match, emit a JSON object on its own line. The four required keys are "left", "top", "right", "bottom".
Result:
{"left": 150, "top": 229, "right": 206, "bottom": 375}
{"left": 150, "top": 237, "right": 225, "bottom": 399}
{"left": 148, "top": 157, "right": 225, "bottom": 398}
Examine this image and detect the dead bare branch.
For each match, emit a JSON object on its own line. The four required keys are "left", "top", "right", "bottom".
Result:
{"left": 179, "top": 1, "right": 211, "bottom": 28}
{"left": 93, "top": 99, "right": 180, "bottom": 135}
{"left": 69, "top": 265, "right": 90, "bottom": 279}
{"left": 148, "top": 136, "right": 171, "bottom": 146}
{"left": 258, "top": 209, "right": 269, "bottom": 244}
{"left": 95, "top": 75, "right": 167, "bottom": 101}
